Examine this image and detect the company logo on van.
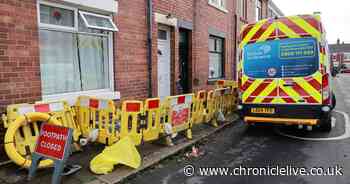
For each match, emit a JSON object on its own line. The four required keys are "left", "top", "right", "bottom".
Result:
{"left": 259, "top": 45, "right": 272, "bottom": 54}
{"left": 246, "top": 45, "right": 272, "bottom": 60}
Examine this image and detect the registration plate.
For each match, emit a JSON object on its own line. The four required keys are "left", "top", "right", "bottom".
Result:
{"left": 251, "top": 108, "right": 275, "bottom": 114}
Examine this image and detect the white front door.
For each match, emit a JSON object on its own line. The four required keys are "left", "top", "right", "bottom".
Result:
{"left": 157, "top": 26, "right": 171, "bottom": 100}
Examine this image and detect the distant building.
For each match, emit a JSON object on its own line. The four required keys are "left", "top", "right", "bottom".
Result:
{"left": 329, "top": 40, "right": 350, "bottom": 72}
{"left": 255, "top": 0, "right": 284, "bottom": 22}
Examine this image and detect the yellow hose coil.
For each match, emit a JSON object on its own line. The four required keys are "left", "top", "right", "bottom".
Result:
{"left": 4, "top": 112, "right": 61, "bottom": 168}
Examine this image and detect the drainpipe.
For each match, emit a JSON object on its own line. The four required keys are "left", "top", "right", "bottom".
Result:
{"left": 233, "top": 13, "right": 238, "bottom": 80}
{"left": 146, "top": 0, "right": 153, "bottom": 97}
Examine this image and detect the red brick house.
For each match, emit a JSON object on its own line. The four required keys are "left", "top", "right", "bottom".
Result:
{"left": 0, "top": 0, "right": 266, "bottom": 112}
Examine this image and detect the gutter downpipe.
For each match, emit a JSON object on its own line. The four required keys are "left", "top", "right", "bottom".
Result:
{"left": 146, "top": 0, "right": 153, "bottom": 97}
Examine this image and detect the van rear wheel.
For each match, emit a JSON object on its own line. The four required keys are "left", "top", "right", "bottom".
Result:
{"left": 319, "top": 115, "right": 332, "bottom": 132}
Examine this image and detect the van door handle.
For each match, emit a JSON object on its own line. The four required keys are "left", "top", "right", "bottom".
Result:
{"left": 283, "top": 82, "right": 295, "bottom": 87}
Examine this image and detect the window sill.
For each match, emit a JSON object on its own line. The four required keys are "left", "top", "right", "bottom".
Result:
{"left": 208, "top": 2, "right": 228, "bottom": 13}
{"left": 42, "top": 89, "right": 121, "bottom": 106}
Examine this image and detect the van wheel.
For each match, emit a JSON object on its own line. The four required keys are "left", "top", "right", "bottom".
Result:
{"left": 319, "top": 115, "right": 332, "bottom": 132}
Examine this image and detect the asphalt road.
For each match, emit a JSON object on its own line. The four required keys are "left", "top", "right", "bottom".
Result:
{"left": 126, "top": 74, "right": 350, "bottom": 184}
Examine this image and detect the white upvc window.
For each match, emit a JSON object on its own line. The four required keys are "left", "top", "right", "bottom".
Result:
{"left": 208, "top": 0, "right": 228, "bottom": 13}
{"left": 79, "top": 11, "right": 118, "bottom": 32}
{"left": 256, "top": 0, "right": 262, "bottom": 21}
{"left": 37, "top": 1, "right": 119, "bottom": 104}
{"left": 240, "top": 0, "right": 247, "bottom": 20}
{"left": 268, "top": 6, "right": 279, "bottom": 18}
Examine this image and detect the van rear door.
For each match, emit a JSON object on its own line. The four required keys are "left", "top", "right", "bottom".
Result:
{"left": 242, "top": 37, "right": 321, "bottom": 105}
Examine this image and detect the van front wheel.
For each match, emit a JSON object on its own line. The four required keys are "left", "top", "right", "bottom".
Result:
{"left": 319, "top": 115, "right": 332, "bottom": 132}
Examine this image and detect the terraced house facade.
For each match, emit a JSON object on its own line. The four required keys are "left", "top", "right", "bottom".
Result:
{"left": 0, "top": 0, "right": 279, "bottom": 112}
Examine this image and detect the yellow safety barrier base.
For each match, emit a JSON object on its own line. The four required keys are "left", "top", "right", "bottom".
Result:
{"left": 90, "top": 136, "right": 141, "bottom": 174}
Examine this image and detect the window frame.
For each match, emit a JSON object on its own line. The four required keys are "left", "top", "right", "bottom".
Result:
{"left": 256, "top": 0, "right": 262, "bottom": 21}
{"left": 37, "top": 0, "right": 116, "bottom": 103}
{"left": 208, "top": 36, "right": 225, "bottom": 80}
{"left": 79, "top": 11, "right": 118, "bottom": 32}
{"left": 208, "top": 0, "right": 228, "bottom": 13}
{"left": 38, "top": 1, "right": 78, "bottom": 32}
{"left": 268, "top": 5, "right": 279, "bottom": 18}
{"left": 240, "top": 0, "right": 247, "bottom": 20}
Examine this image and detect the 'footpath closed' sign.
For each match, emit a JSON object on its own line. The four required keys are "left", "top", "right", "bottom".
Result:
{"left": 35, "top": 124, "right": 70, "bottom": 160}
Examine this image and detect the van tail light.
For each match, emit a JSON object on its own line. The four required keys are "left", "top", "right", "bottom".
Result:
{"left": 322, "top": 73, "right": 330, "bottom": 105}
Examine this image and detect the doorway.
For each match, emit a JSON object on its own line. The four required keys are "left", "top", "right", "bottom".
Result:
{"left": 179, "top": 29, "right": 191, "bottom": 93}
{"left": 157, "top": 25, "right": 171, "bottom": 100}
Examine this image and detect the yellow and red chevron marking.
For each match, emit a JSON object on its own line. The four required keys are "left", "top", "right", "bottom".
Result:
{"left": 241, "top": 74, "right": 322, "bottom": 104}
{"left": 240, "top": 15, "right": 323, "bottom": 48}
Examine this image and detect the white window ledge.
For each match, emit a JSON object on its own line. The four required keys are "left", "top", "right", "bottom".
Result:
{"left": 42, "top": 90, "right": 121, "bottom": 106}
{"left": 208, "top": 2, "right": 228, "bottom": 13}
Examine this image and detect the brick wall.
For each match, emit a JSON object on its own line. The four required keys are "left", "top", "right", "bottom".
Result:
{"left": 154, "top": 0, "right": 238, "bottom": 92}
{"left": 0, "top": 0, "right": 41, "bottom": 113}
{"left": 156, "top": 0, "right": 193, "bottom": 20}
{"left": 114, "top": 0, "right": 150, "bottom": 100}
{"left": 192, "top": 0, "right": 236, "bottom": 91}
{"left": 247, "top": 0, "right": 257, "bottom": 23}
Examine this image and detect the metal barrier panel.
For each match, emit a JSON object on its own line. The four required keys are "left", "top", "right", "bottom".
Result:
{"left": 192, "top": 90, "right": 207, "bottom": 125}
{"left": 120, "top": 101, "right": 143, "bottom": 145}
{"left": 143, "top": 98, "right": 161, "bottom": 142}
{"left": 75, "top": 96, "right": 119, "bottom": 145}
{"left": 164, "top": 94, "right": 194, "bottom": 140}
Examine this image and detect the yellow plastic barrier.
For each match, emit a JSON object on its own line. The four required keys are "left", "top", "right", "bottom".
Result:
{"left": 163, "top": 94, "right": 194, "bottom": 143}
{"left": 222, "top": 88, "right": 233, "bottom": 115}
{"left": 216, "top": 80, "right": 226, "bottom": 88}
{"left": 4, "top": 112, "right": 61, "bottom": 168}
{"left": 35, "top": 101, "right": 82, "bottom": 143}
{"left": 204, "top": 90, "right": 218, "bottom": 127}
{"left": 192, "top": 90, "right": 207, "bottom": 125}
{"left": 228, "top": 88, "right": 238, "bottom": 112}
{"left": 75, "top": 96, "right": 119, "bottom": 145}
{"left": 2, "top": 103, "right": 29, "bottom": 128}
{"left": 2, "top": 102, "right": 81, "bottom": 155}
{"left": 120, "top": 101, "right": 143, "bottom": 145}
{"left": 213, "top": 88, "right": 227, "bottom": 123}
{"left": 143, "top": 98, "right": 161, "bottom": 142}
{"left": 216, "top": 80, "right": 238, "bottom": 89}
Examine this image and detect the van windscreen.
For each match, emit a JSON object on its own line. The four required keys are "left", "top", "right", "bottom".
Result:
{"left": 243, "top": 37, "right": 319, "bottom": 78}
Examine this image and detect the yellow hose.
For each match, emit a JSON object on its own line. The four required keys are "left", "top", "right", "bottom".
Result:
{"left": 4, "top": 112, "right": 61, "bottom": 168}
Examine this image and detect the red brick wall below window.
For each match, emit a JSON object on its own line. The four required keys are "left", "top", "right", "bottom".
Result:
{"left": 0, "top": 0, "right": 41, "bottom": 113}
